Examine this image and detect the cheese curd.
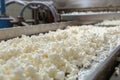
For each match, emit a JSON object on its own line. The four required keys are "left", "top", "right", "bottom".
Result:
{"left": 0, "top": 20, "right": 120, "bottom": 80}
{"left": 96, "top": 20, "right": 120, "bottom": 26}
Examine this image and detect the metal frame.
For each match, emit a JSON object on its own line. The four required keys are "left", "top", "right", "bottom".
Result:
{"left": 87, "top": 45, "right": 120, "bottom": 80}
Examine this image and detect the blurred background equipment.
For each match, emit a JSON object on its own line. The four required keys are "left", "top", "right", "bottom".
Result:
{"left": 0, "top": 0, "right": 120, "bottom": 28}
{"left": 5, "top": 0, "right": 59, "bottom": 27}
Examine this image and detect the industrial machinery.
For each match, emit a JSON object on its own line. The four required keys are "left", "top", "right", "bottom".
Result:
{"left": 0, "top": 0, "right": 60, "bottom": 28}
{"left": 0, "top": 20, "right": 120, "bottom": 80}
{"left": 0, "top": 0, "right": 120, "bottom": 80}
{"left": 1, "top": 0, "right": 120, "bottom": 28}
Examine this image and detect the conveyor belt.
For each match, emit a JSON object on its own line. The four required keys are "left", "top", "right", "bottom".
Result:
{"left": 1, "top": 0, "right": 120, "bottom": 79}
{"left": 0, "top": 20, "right": 120, "bottom": 80}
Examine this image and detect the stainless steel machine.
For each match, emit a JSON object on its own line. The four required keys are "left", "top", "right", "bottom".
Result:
{"left": 5, "top": 0, "right": 59, "bottom": 26}
{"left": 4, "top": 0, "right": 120, "bottom": 27}
{"left": 0, "top": 0, "right": 120, "bottom": 80}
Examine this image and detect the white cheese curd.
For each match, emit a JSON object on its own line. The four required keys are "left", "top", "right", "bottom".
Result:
{"left": 96, "top": 20, "right": 120, "bottom": 26}
{"left": 63, "top": 11, "right": 120, "bottom": 15}
{"left": 0, "top": 20, "right": 120, "bottom": 80}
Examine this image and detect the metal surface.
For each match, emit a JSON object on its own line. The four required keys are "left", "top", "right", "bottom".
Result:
{"left": 61, "top": 12, "right": 120, "bottom": 21}
{"left": 5, "top": 0, "right": 60, "bottom": 26}
{"left": 6, "top": 0, "right": 26, "bottom": 6}
{"left": 0, "top": 21, "right": 97, "bottom": 40}
{"left": 86, "top": 45, "right": 120, "bottom": 80}
{"left": 52, "top": 0, "right": 120, "bottom": 9}
{"left": 20, "top": 1, "right": 59, "bottom": 23}
{"left": 5, "top": 0, "right": 120, "bottom": 20}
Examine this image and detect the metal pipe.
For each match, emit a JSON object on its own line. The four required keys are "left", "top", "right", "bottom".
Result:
{"left": 6, "top": 0, "right": 26, "bottom": 7}
{"left": 21, "top": 22, "right": 29, "bottom": 26}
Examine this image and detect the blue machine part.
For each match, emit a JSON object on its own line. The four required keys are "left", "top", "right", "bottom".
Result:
{"left": 0, "top": 0, "right": 11, "bottom": 28}
{"left": 0, "top": 0, "right": 6, "bottom": 15}
{"left": 0, "top": 17, "right": 11, "bottom": 28}
{"left": 0, "top": 18, "right": 11, "bottom": 28}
